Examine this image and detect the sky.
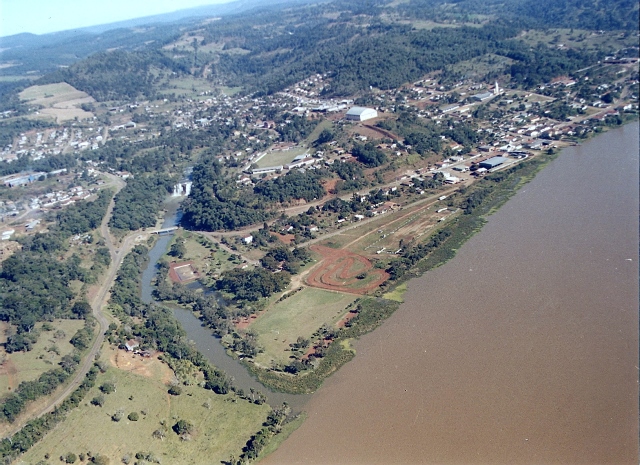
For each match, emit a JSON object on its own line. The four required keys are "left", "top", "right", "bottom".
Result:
{"left": 0, "top": 0, "right": 233, "bottom": 37}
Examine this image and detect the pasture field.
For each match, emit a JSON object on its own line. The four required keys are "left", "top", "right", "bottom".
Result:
{"left": 19, "top": 83, "right": 84, "bottom": 103}
{"left": 251, "top": 288, "right": 357, "bottom": 367}
{"left": 518, "top": 28, "right": 637, "bottom": 52}
{"left": 161, "top": 76, "right": 215, "bottom": 97}
{"left": 255, "top": 147, "right": 308, "bottom": 168}
{"left": 448, "top": 53, "right": 516, "bottom": 79}
{"left": 18, "top": 349, "right": 270, "bottom": 465}
{"left": 0, "top": 319, "right": 85, "bottom": 395}
{"left": 18, "top": 82, "right": 94, "bottom": 122}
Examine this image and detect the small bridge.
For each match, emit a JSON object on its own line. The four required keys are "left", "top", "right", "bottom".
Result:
{"left": 151, "top": 226, "right": 179, "bottom": 235}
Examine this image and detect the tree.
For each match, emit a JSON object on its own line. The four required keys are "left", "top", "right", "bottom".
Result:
{"left": 92, "top": 455, "right": 110, "bottom": 465}
{"left": 127, "top": 412, "right": 139, "bottom": 421}
{"left": 91, "top": 394, "right": 105, "bottom": 407}
{"left": 64, "top": 452, "right": 77, "bottom": 463}
{"left": 172, "top": 420, "right": 193, "bottom": 436}
{"left": 71, "top": 301, "right": 92, "bottom": 318}
{"left": 168, "top": 385, "right": 182, "bottom": 396}
{"left": 100, "top": 382, "right": 116, "bottom": 394}
{"left": 315, "top": 128, "right": 334, "bottom": 146}
{"left": 169, "top": 240, "right": 187, "bottom": 259}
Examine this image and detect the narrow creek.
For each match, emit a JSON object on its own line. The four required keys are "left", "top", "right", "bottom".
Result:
{"left": 138, "top": 201, "right": 310, "bottom": 411}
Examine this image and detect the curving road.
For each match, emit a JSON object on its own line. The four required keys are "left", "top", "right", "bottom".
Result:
{"left": 3, "top": 173, "right": 143, "bottom": 438}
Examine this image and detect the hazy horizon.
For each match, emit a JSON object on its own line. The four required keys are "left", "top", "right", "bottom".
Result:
{"left": 0, "top": 0, "right": 233, "bottom": 38}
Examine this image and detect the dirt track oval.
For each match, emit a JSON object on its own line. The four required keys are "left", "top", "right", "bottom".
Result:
{"left": 306, "top": 245, "right": 389, "bottom": 295}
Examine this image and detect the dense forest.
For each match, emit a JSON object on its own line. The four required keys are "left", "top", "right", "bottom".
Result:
{"left": 180, "top": 159, "right": 271, "bottom": 231}
{"left": 0, "top": 192, "right": 111, "bottom": 330}
{"left": 108, "top": 175, "right": 174, "bottom": 232}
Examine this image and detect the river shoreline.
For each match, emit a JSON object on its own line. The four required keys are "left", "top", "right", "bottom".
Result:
{"left": 262, "top": 121, "right": 639, "bottom": 464}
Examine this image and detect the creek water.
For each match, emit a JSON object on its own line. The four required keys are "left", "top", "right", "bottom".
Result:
{"left": 263, "top": 122, "right": 639, "bottom": 464}
{"left": 139, "top": 201, "right": 311, "bottom": 411}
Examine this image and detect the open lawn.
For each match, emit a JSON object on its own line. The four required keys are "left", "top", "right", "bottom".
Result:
{"left": 166, "top": 232, "right": 236, "bottom": 283}
{"left": 0, "top": 319, "right": 85, "bottom": 395}
{"left": 256, "top": 147, "right": 308, "bottom": 168}
{"left": 18, "top": 350, "right": 270, "bottom": 465}
{"left": 251, "top": 288, "right": 357, "bottom": 367}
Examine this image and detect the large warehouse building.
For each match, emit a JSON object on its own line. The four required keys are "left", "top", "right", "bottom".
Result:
{"left": 345, "top": 106, "right": 378, "bottom": 121}
{"left": 479, "top": 156, "right": 509, "bottom": 170}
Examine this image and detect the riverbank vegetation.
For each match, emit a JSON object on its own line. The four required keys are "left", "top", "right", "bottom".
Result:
{"left": 108, "top": 175, "right": 175, "bottom": 234}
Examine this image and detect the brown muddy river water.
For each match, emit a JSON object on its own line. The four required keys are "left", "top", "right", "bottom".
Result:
{"left": 264, "top": 122, "right": 639, "bottom": 465}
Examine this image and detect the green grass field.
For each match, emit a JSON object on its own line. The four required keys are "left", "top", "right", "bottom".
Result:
{"left": 0, "top": 320, "right": 85, "bottom": 395}
{"left": 252, "top": 288, "right": 357, "bottom": 366}
{"left": 165, "top": 232, "right": 236, "bottom": 283}
{"left": 255, "top": 147, "right": 308, "bottom": 168}
{"left": 449, "top": 53, "right": 516, "bottom": 79}
{"left": 18, "top": 362, "right": 270, "bottom": 465}
{"left": 160, "top": 76, "right": 215, "bottom": 98}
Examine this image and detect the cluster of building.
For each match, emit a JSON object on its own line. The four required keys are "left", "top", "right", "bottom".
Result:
{"left": 29, "top": 185, "right": 94, "bottom": 210}
{"left": 1, "top": 126, "right": 107, "bottom": 164}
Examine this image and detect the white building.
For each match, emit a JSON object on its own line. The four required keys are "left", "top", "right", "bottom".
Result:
{"left": 345, "top": 107, "right": 378, "bottom": 121}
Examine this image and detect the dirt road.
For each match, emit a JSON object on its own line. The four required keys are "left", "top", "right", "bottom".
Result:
{"left": 3, "top": 173, "right": 142, "bottom": 437}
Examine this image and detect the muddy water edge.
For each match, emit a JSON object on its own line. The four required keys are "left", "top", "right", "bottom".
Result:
{"left": 263, "top": 124, "right": 639, "bottom": 465}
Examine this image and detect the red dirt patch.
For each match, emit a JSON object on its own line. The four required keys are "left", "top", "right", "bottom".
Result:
{"left": 336, "top": 311, "right": 358, "bottom": 328}
{"left": 234, "top": 310, "right": 266, "bottom": 330}
{"left": 277, "top": 234, "right": 296, "bottom": 245}
{"left": 322, "top": 178, "right": 339, "bottom": 194}
{"left": 168, "top": 261, "right": 200, "bottom": 283}
{"left": 306, "top": 245, "right": 389, "bottom": 295}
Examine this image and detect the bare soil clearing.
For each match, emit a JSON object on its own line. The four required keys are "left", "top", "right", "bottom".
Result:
{"left": 306, "top": 245, "right": 389, "bottom": 294}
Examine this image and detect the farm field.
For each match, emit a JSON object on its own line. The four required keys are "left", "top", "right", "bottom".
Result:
{"left": 18, "top": 83, "right": 95, "bottom": 122}
{"left": 0, "top": 319, "right": 85, "bottom": 395}
{"left": 18, "top": 348, "right": 270, "bottom": 465}
{"left": 250, "top": 288, "right": 357, "bottom": 367}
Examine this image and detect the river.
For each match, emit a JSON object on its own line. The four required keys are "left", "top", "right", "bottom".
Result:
{"left": 139, "top": 200, "right": 311, "bottom": 411}
{"left": 263, "top": 123, "right": 639, "bottom": 464}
